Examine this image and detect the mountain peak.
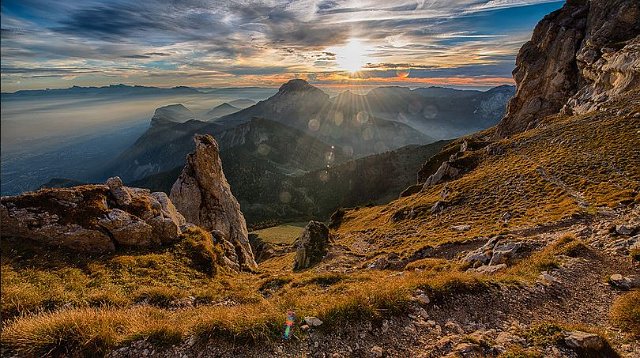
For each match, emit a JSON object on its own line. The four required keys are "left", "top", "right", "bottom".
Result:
{"left": 277, "top": 79, "right": 318, "bottom": 94}
{"left": 151, "top": 103, "right": 195, "bottom": 126}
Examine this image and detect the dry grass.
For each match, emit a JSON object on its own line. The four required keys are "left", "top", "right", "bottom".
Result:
{"left": 1, "top": 264, "right": 488, "bottom": 356}
{"left": 0, "top": 227, "right": 228, "bottom": 320}
{"left": 610, "top": 290, "right": 640, "bottom": 338}
{"left": 335, "top": 100, "right": 640, "bottom": 260}
{"left": 499, "top": 235, "right": 590, "bottom": 281}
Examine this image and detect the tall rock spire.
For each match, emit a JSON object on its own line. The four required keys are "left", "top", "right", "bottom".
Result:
{"left": 170, "top": 134, "right": 258, "bottom": 271}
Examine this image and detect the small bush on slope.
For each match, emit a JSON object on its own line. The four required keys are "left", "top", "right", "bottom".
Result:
{"left": 610, "top": 290, "right": 640, "bottom": 338}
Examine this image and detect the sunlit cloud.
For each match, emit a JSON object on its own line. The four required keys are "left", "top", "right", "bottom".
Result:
{"left": 1, "top": 0, "right": 564, "bottom": 91}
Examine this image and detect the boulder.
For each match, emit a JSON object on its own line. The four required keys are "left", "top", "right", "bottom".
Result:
{"left": 488, "top": 242, "right": 523, "bottom": 266}
{"left": 0, "top": 178, "right": 186, "bottom": 253}
{"left": 464, "top": 237, "right": 528, "bottom": 268}
{"left": 451, "top": 224, "right": 471, "bottom": 232}
{"left": 304, "top": 316, "right": 323, "bottom": 327}
{"left": 170, "top": 134, "right": 257, "bottom": 271}
{"left": 293, "top": 221, "right": 330, "bottom": 270}
{"left": 564, "top": 331, "right": 604, "bottom": 350}
{"left": 98, "top": 209, "right": 156, "bottom": 247}
{"left": 423, "top": 161, "right": 460, "bottom": 187}
{"left": 608, "top": 273, "right": 633, "bottom": 290}
{"left": 106, "top": 176, "right": 132, "bottom": 206}
{"left": 475, "top": 264, "right": 507, "bottom": 274}
{"left": 615, "top": 224, "right": 636, "bottom": 236}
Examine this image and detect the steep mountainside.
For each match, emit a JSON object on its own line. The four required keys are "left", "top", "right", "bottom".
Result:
{"left": 107, "top": 81, "right": 434, "bottom": 182}
{"left": 151, "top": 104, "right": 196, "bottom": 126}
{"left": 113, "top": 117, "right": 343, "bottom": 184}
{"left": 133, "top": 140, "right": 449, "bottom": 227}
{"left": 497, "top": 0, "right": 639, "bottom": 137}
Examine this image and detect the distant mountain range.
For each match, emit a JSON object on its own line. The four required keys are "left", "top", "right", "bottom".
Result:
{"left": 1, "top": 84, "right": 202, "bottom": 97}
{"left": 105, "top": 80, "right": 442, "bottom": 182}
{"left": 103, "top": 80, "right": 511, "bottom": 226}
{"left": 206, "top": 103, "right": 242, "bottom": 119}
{"left": 1, "top": 84, "right": 278, "bottom": 99}
{"left": 27, "top": 79, "right": 512, "bottom": 226}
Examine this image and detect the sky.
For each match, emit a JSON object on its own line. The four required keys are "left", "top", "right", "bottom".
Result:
{"left": 1, "top": 0, "right": 564, "bottom": 91}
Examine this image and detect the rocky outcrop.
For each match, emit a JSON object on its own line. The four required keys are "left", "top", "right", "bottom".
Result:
{"left": 0, "top": 178, "right": 185, "bottom": 253}
{"left": 497, "top": 0, "right": 640, "bottom": 137}
{"left": 293, "top": 221, "right": 331, "bottom": 270}
{"left": 463, "top": 237, "right": 537, "bottom": 271}
{"left": 170, "top": 134, "right": 257, "bottom": 271}
{"left": 423, "top": 161, "right": 461, "bottom": 187}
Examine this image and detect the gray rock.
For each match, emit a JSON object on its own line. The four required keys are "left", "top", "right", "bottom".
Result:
{"left": 464, "top": 251, "right": 493, "bottom": 268}
{"left": 609, "top": 273, "right": 633, "bottom": 290}
{"left": 304, "top": 316, "right": 323, "bottom": 327}
{"left": 98, "top": 209, "right": 156, "bottom": 247}
{"left": 415, "top": 294, "right": 430, "bottom": 305}
{"left": 496, "top": 0, "right": 640, "bottom": 137}
{"left": 424, "top": 161, "right": 460, "bottom": 187}
{"left": 293, "top": 221, "right": 331, "bottom": 270}
{"left": 170, "top": 134, "right": 257, "bottom": 271}
{"left": 370, "top": 346, "right": 384, "bottom": 357}
{"left": 475, "top": 263, "right": 507, "bottom": 274}
{"left": 489, "top": 242, "right": 522, "bottom": 265}
{"left": 564, "top": 331, "right": 604, "bottom": 350}
{"left": 106, "top": 176, "right": 132, "bottom": 206}
{"left": 538, "top": 271, "right": 559, "bottom": 283}
{"left": 451, "top": 224, "right": 471, "bottom": 232}
{"left": 616, "top": 224, "right": 636, "bottom": 236}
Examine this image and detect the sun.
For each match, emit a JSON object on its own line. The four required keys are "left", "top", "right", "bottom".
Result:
{"left": 332, "top": 39, "right": 371, "bottom": 73}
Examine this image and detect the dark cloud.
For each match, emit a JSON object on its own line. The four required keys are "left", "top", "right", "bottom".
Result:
{"left": 122, "top": 54, "right": 152, "bottom": 59}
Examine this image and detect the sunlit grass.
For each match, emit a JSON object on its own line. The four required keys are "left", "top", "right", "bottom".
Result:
{"left": 250, "top": 222, "right": 307, "bottom": 244}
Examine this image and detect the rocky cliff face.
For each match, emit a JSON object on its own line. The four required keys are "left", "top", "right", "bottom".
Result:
{"left": 0, "top": 177, "right": 185, "bottom": 253}
{"left": 170, "top": 134, "right": 257, "bottom": 271}
{"left": 497, "top": 0, "right": 640, "bottom": 137}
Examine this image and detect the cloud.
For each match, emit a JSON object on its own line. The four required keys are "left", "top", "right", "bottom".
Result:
{"left": 1, "top": 0, "right": 564, "bottom": 91}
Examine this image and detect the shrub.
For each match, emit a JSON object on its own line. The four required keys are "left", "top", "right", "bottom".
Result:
{"left": 610, "top": 290, "right": 640, "bottom": 338}
{"left": 179, "top": 228, "right": 225, "bottom": 275}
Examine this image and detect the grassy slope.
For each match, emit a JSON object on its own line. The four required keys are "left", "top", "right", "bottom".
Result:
{"left": 1, "top": 94, "right": 639, "bottom": 356}
{"left": 337, "top": 94, "right": 640, "bottom": 258}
